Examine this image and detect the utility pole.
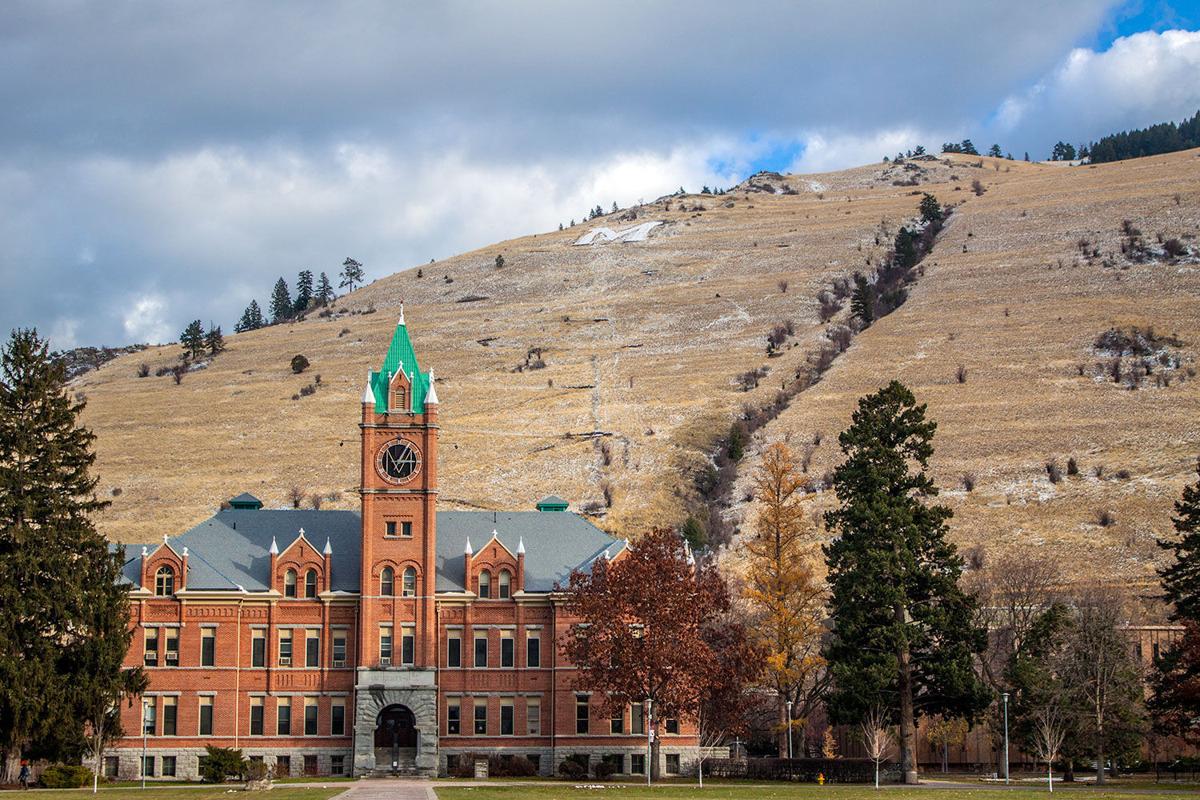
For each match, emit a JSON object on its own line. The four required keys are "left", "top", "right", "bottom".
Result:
{"left": 1002, "top": 692, "right": 1010, "bottom": 785}
{"left": 646, "top": 698, "right": 654, "bottom": 787}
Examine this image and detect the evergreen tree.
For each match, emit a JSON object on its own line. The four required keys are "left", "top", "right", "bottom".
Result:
{"left": 1152, "top": 459, "right": 1200, "bottom": 741}
{"left": 681, "top": 515, "right": 707, "bottom": 550}
{"left": 180, "top": 319, "right": 205, "bottom": 360}
{"left": 823, "top": 382, "right": 990, "bottom": 784}
{"left": 269, "top": 277, "right": 293, "bottom": 323}
{"left": 849, "top": 272, "right": 874, "bottom": 327}
{"left": 919, "top": 193, "right": 943, "bottom": 225}
{"left": 235, "top": 300, "right": 264, "bottom": 333}
{"left": 913, "top": 145, "right": 926, "bottom": 156}
{"left": 204, "top": 324, "right": 225, "bottom": 356}
{"left": 339, "top": 258, "right": 365, "bottom": 293}
{"left": 0, "top": 330, "right": 146, "bottom": 780}
{"left": 987, "top": 144, "right": 1003, "bottom": 158}
{"left": 1024, "top": 152, "right": 1030, "bottom": 162}
{"left": 314, "top": 273, "right": 334, "bottom": 306}
{"left": 494, "top": 254, "right": 505, "bottom": 270}
{"left": 960, "top": 139, "right": 979, "bottom": 155}
{"left": 294, "top": 270, "right": 314, "bottom": 313}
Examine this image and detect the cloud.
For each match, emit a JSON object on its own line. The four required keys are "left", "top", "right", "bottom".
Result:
{"left": 10, "top": 1, "right": 1195, "bottom": 348}
{"left": 987, "top": 28, "right": 1200, "bottom": 154}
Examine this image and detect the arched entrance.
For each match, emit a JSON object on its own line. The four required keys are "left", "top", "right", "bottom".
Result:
{"left": 374, "top": 704, "right": 417, "bottom": 772}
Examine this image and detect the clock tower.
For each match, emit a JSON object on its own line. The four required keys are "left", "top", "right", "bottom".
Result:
{"left": 353, "top": 305, "right": 441, "bottom": 775}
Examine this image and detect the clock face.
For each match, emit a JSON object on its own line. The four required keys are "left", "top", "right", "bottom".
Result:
{"left": 375, "top": 438, "right": 421, "bottom": 484}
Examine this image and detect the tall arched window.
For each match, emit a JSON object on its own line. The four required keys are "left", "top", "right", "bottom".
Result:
{"left": 478, "top": 570, "right": 491, "bottom": 599}
{"left": 304, "top": 569, "right": 318, "bottom": 598}
{"left": 402, "top": 567, "right": 417, "bottom": 597}
{"left": 381, "top": 567, "right": 394, "bottom": 597}
{"left": 155, "top": 566, "right": 175, "bottom": 596}
{"left": 284, "top": 569, "right": 297, "bottom": 598}
{"left": 498, "top": 570, "right": 512, "bottom": 599}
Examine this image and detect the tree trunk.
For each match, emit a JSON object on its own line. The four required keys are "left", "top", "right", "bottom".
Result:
{"left": 1096, "top": 736, "right": 1105, "bottom": 785}
{"left": 777, "top": 697, "right": 789, "bottom": 757}
{"left": 896, "top": 609, "right": 919, "bottom": 784}
{"left": 651, "top": 735, "right": 661, "bottom": 781}
{"left": 1064, "top": 758, "right": 1075, "bottom": 782}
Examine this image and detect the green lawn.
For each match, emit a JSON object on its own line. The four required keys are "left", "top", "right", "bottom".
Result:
{"left": 433, "top": 784, "right": 1199, "bottom": 800}
{"left": 0, "top": 789, "right": 344, "bottom": 800}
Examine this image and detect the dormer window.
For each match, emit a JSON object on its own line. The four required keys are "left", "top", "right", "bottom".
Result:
{"left": 381, "top": 567, "right": 394, "bottom": 597}
{"left": 284, "top": 569, "right": 297, "bottom": 598}
{"left": 498, "top": 570, "right": 512, "bottom": 600}
{"left": 155, "top": 566, "right": 175, "bottom": 596}
{"left": 304, "top": 569, "right": 318, "bottom": 598}
{"left": 478, "top": 570, "right": 492, "bottom": 599}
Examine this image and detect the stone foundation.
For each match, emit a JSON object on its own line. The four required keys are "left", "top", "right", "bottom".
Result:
{"left": 103, "top": 746, "right": 353, "bottom": 782}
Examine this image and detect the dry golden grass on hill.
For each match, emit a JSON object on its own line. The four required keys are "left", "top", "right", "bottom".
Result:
{"left": 77, "top": 150, "right": 1200, "bottom": 588}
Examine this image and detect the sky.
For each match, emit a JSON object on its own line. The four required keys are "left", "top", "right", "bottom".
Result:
{"left": 3, "top": 1, "right": 1200, "bottom": 349}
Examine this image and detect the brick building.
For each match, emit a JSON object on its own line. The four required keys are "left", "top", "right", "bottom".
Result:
{"left": 108, "top": 309, "right": 698, "bottom": 779}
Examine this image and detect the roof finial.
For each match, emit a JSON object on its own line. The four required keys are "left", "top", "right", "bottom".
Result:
{"left": 464, "top": 537, "right": 474, "bottom": 556}
{"left": 398, "top": 302, "right": 405, "bottom": 327}
{"left": 362, "top": 372, "right": 375, "bottom": 404}
{"left": 517, "top": 536, "right": 525, "bottom": 555}
{"left": 323, "top": 537, "right": 333, "bottom": 556}
{"left": 269, "top": 536, "right": 279, "bottom": 555}
{"left": 141, "top": 546, "right": 148, "bottom": 558}
{"left": 426, "top": 370, "right": 439, "bottom": 405}
{"left": 298, "top": 527, "right": 305, "bottom": 537}
{"left": 182, "top": 547, "right": 188, "bottom": 558}
{"left": 163, "top": 533, "right": 169, "bottom": 544}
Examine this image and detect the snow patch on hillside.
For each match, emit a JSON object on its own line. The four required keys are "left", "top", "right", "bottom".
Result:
{"left": 573, "top": 221, "right": 663, "bottom": 245}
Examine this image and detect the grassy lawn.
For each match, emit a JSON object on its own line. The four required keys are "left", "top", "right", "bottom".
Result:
{"left": 0, "top": 789, "right": 345, "bottom": 800}
{"left": 433, "top": 784, "right": 1200, "bottom": 800}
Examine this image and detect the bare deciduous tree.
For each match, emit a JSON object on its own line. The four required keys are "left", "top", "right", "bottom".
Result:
{"left": 1031, "top": 703, "right": 1068, "bottom": 793}
{"left": 860, "top": 708, "right": 894, "bottom": 789}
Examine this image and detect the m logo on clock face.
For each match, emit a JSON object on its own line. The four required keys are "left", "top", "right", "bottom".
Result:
{"left": 375, "top": 438, "right": 421, "bottom": 484}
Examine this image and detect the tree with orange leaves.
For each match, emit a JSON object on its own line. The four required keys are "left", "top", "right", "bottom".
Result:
{"left": 742, "top": 441, "right": 829, "bottom": 757}
{"left": 560, "top": 527, "right": 759, "bottom": 780}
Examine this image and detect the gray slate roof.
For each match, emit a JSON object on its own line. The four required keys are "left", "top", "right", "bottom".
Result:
{"left": 117, "top": 508, "right": 622, "bottom": 594}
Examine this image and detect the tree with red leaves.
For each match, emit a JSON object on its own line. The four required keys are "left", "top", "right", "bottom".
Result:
{"left": 560, "top": 527, "right": 760, "bottom": 780}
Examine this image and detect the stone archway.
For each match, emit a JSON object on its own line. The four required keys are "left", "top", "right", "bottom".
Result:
{"left": 353, "top": 673, "right": 438, "bottom": 775}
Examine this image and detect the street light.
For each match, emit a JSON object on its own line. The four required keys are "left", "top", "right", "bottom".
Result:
{"left": 785, "top": 700, "right": 794, "bottom": 759}
{"left": 1002, "top": 692, "right": 1010, "bottom": 785}
{"left": 645, "top": 698, "right": 654, "bottom": 787}
{"left": 141, "top": 698, "right": 149, "bottom": 790}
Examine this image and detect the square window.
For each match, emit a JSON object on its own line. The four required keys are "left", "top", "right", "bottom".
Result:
{"left": 275, "top": 755, "right": 290, "bottom": 778}
{"left": 666, "top": 754, "right": 681, "bottom": 774}
{"left": 666, "top": 718, "right": 679, "bottom": 734}
{"left": 630, "top": 754, "right": 645, "bottom": 775}
{"left": 304, "top": 754, "right": 318, "bottom": 776}
{"left": 141, "top": 756, "right": 155, "bottom": 778}
{"left": 103, "top": 757, "right": 119, "bottom": 778}
{"left": 331, "top": 755, "right": 345, "bottom": 776}
{"left": 385, "top": 521, "right": 397, "bottom": 536}
{"left": 162, "top": 756, "right": 176, "bottom": 778}
{"left": 610, "top": 714, "right": 623, "bottom": 735}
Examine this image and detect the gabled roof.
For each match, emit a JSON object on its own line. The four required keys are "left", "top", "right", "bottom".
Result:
{"left": 228, "top": 492, "right": 263, "bottom": 510}
{"left": 366, "top": 310, "right": 432, "bottom": 414}
{"left": 114, "top": 508, "right": 620, "bottom": 595}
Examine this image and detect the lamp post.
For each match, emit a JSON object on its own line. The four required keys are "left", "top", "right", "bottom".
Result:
{"left": 645, "top": 698, "right": 653, "bottom": 787}
{"left": 141, "top": 699, "right": 148, "bottom": 790}
{"left": 1002, "top": 692, "right": 1010, "bottom": 785}
{"left": 785, "top": 699, "right": 794, "bottom": 759}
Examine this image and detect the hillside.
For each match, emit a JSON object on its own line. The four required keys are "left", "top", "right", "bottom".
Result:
{"left": 75, "top": 150, "right": 1200, "bottom": 584}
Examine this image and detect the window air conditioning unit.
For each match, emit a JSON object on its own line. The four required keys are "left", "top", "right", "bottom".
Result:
{"left": 380, "top": 657, "right": 391, "bottom": 667}
{"left": 278, "top": 656, "right": 292, "bottom": 666}
{"left": 165, "top": 651, "right": 178, "bottom": 662}
{"left": 144, "top": 653, "right": 157, "bottom": 665}
{"left": 332, "top": 659, "right": 346, "bottom": 668}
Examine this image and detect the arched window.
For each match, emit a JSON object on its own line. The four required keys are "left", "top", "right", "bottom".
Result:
{"left": 498, "top": 570, "right": 512, "bottom": 599}
{"left": 304, "top": 569, "right": 318, "bottom": 598}
{"left": 381, "top": 567, "right": 394, "bottom": 597}
{"left": 478, "top": 570, "right": 491, "bottom": 599}
{"left": 154, "top": 566, "right": 175, "bottom": 596}
{"left": 402, "top": 567, "right": 417, "bottom": 598}
{"left": 284, "top": 569, "right": 297, "bottom": 598}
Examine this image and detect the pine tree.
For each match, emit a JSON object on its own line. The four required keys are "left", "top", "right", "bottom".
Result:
{"left": 988, "top": 144, "right": 1003, "bottom": 158}
{"left": 204, "top": 324, "right": 225, "bottom": 356}
{"left": 0, "top": 330, "right": 145, "bottom": 780}
{"left": 1158, "top": 459, "right": 1200, "bottom": 619}
{"left": 180, "top": 319, "right": 205, "bottom": 360}
{"left": 315, "top": 273, "right": 334, "bottom": 306}
{"left": 960, "top": 139, "right": 979, "bottom": 155}
{"left": 849, "top": 273, "right": 874, "bottom": 327}
{"left": 823, "top": 382, "right": 990, "bottom": 784}
{"left": 1024, "top": 152, "right": 1030, "bottom": 162}
{"left": 294, "top": 270, "right": 314, "bottom": 313}
{"left": 235, "top": 300, "right": 264, "bottom": 333}
{"left": 919, "top": 193, "right": 943, "bottom": 225}
{"left": 269, "top": 277, "right": 293, "bottom": 323}
{"left": 494, "top": 254, "right": 505, "bottom": 270}
{"left": 339, "top": 258, "right": 365, "bottom": 292}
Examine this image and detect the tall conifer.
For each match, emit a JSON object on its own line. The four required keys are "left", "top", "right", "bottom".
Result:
{"left": 269, "top": 278, "right": 293, "bottom": 323}
{"left": 823, "top": 382, "right": 989, "bottom": 784}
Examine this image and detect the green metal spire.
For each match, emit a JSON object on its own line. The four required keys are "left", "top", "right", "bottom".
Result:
{"left": 366, "top": 305, "right": 432, "bottom": 413}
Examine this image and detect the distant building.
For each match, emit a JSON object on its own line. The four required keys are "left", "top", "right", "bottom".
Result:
{"left": 109, "top": 308, "right": 697, "bottom": 779}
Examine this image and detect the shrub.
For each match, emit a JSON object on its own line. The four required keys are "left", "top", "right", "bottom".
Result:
{"left": 558, "top": 758, "right": 588, "bottom": 779}
{"left": 1115, "top": 468, "right": 1132, "bottom": 480}
{"left": 1093, "top": 464, "right": 1106, "bottom": 479}
{"left": 956, "top": 364, "right": 967, "bottom": 383}
{"left": 1067, "top": 457, "right": 1079, "bottom": 476}
{"left": 291, "top": 354, "right": 310, "bottom": 374}
{"left": 961, "top": 473, "right": 976, "bottom": 492}
{"left": 245, "top": 760, "right": 270, "bottom": 785}
{"left": 137, "top": 363, "right": 150, "bottom": 378}
{"left": 200, "top": 745, "right": 247, "bottom": 783}
{"left": 491, "top": 756, "right": 537, "bottom": 777}
{"left": 40, "top": 765, "right": 93, "bottom": 788}
{"left": 971, "top": 179, "right": 985, "bottom": 196}
{"left": 593, "top": 760, "right": 617, "bottom": 780}
{"left": 1045, "top": 460, "right": 1062, "bottom": 484}
{"left": 171, "top": 364, "right": 187, "bottom": 384}
{"left": 1163, "top": 238, "right": 1187, "bottom": 259}
{"left": 1096, "top": 510, "right": 1117, "bottom": 527}
{"left": 778, "top": 279, "right": 789, "bottom": 293}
